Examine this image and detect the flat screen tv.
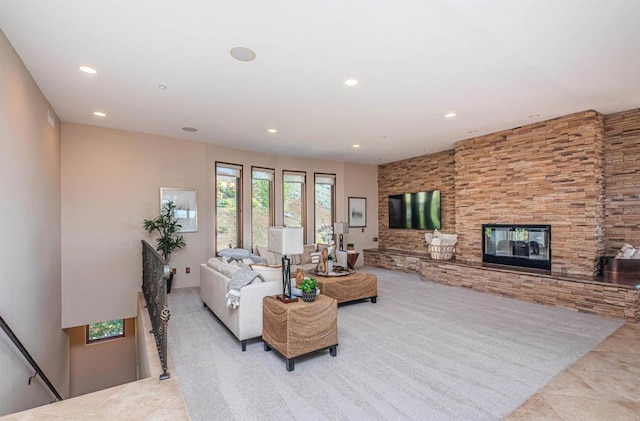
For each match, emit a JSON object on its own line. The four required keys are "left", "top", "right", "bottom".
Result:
{"left": 388, "top": 190, "right": 441, "bottom": 230}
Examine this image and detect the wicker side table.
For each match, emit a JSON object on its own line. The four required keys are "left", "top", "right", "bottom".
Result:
{"left": 262, "top": 294, "right": 338, "bottom": 371}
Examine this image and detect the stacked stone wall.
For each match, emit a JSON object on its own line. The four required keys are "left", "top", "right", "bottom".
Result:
{"left": 363, "top": 248, "right": 639, "bottom": 321}
{"left": 378, "top": 149, "right": 455, "bottom": 252}
{"left": 454, "top": 111, "right": 606, "bottom": 278}
{"left": 421, "top": 260, "right": 639, "bottom": 322}
{"left": 604, "top": 109, "right": 640, "bottom": 254}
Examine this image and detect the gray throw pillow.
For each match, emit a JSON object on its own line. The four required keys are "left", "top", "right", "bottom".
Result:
{"left": 218, "top": 248, "right": 266, "bottom": 263}
{"left": 218, "top": 248, "right": 252, "bottom": 260}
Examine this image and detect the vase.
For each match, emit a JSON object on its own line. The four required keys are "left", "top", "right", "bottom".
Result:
{"left": 302, "top": 290, "right": 317, "bottom": 303}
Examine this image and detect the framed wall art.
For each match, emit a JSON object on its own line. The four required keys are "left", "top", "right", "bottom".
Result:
{"left": 160, "top": 187, "right": 198, "bottom": 232}
{"left": 348, "top": 197, "right": 367, "bottom": 228}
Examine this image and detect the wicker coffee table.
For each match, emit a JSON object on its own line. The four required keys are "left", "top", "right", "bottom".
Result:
{"left": 262, "top": 295, "right": 338, "bottom": 371}
{"left": 314, "top": 271, "right": 377, "bottom": 304}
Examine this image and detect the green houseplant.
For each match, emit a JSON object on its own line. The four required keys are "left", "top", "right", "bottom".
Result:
{"left": 143, "top": 201, "right": 186, "bottom": 293}
{"left": 299, "top": 277, "right": 317, "bottom": 302}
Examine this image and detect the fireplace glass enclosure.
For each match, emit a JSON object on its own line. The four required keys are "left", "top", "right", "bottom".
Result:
{"left": 482, "top": 224, "right": 551, "bottom": 272}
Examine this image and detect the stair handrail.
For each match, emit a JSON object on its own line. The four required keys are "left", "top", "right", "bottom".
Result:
{"left": 0, "top": 314, "right": 63, "bottom": 401}
{"left": 141, "top": 240, "right": 171, "bottom": 380}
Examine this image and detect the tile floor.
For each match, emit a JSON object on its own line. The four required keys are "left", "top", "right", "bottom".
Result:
{"left": 3, "top": 322, "right": 637, "bottom": 420}
{"left": 506, "top": 322, "right": 640, "bottom": 420}
{"left": 0, "top": 375, "right": 189, "bottom": 420}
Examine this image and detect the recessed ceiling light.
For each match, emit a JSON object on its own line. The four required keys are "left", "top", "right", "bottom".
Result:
{"left": 230, "top": 47, "right": 256, "bottom": 62}
{"left": 182, "top": 127, "right": 198, "bottom": 132}
{"left": 78, "top": 65, "right": 98, "bottom": 75}
{"left": 468, "top": 129, "right": 477, "bottom": 134}
{"left": 158, "top": 84, "right": 167, "bottom": 90}
{"left": 529, "top": 113, "right": 540, "bottom": 119}
{"left": 445, "top": 112, "right": 457, "bottom": 118}
{"left": 345, "top": 78, "right": 359, "bottom": 86}
{"left": 92, "top": 111, "right": 106, "bottom": 117}
{"left": 353, "top": 144, "right": 361, "bottom": 148}
{"left": 267, "top": 128, "right": 278, "bottom": 134}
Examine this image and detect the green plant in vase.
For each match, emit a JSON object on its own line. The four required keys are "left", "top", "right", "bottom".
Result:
{"left": 299, "top": 277, "right": 317, "bottom": 302}
{"left": 143, "top": 201, "right": 186, "bottom": 293}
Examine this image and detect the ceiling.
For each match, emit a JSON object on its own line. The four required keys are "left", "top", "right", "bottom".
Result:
{"left": 2, "top": 1, "right": 639, "bottom": 165}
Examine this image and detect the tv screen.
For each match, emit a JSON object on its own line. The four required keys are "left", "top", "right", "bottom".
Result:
{"left": 388, "top": 191, "right": 441, "bottom": 230}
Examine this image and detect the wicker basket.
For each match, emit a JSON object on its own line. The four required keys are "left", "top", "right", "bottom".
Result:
{"left": 428, "top": 244, "right": 455, "bottom": 261}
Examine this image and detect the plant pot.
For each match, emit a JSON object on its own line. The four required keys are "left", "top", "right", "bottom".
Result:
{"left": 302, "top": 290, "right": 317, "bottom": 303}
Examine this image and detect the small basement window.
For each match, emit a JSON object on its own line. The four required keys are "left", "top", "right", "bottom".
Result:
{"left": 86, "top": 319, "right": 125, "bottom": 344}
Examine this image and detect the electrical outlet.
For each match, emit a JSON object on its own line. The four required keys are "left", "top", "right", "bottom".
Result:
{"left": 186, "top": 267, "right": 190, "bottom": 274}
{"left": 172, "top": 268, "right": 177, "bottom": 274}
{"left": 373, "top": 237, "right": 378, "bottom": 242}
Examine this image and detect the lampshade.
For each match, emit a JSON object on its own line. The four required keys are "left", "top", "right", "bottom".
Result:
{"left": 267, "top": 226, "right": 304, "bottom": 255}
{"left": 333, "top": 222, "right": 349, "bottom": 235}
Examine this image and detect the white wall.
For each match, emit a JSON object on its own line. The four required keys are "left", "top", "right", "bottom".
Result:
{"left": 343, "top": 163, "right": 380, "bottom": 266}
{"left": 61, "top": 123, "right": 378, "bottom": 328}
{"left": 0, "top": 30, "right": 69, "bottom": 415}
{"left": 68, "top": 318, "right": 136, "bottom": 397}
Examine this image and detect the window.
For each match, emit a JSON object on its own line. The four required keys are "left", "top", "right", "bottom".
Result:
{"left": 216, "top": 162, "right": 242, "bottom": 252}
{"left": 251, "top": 167, "right": 274, "bottom": 250}
{"left": 314, "top": 173, "right": 336, "bottom": 243}
{"left": 283, "top": 171, "right": 306, "bottom": 229}
{"left": 86, "top": 319, "right": 124, "bottom": 344}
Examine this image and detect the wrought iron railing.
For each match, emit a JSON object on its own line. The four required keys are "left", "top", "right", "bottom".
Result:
{"left": 0, "top": 315, "right": 63, "bottom": 401}
{"left": 141, "top": 240, "right": 171, "bottom": 380}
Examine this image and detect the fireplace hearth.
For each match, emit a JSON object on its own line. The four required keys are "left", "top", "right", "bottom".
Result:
{"left": 482, "top": 224, "right": 551, "bottom": 272}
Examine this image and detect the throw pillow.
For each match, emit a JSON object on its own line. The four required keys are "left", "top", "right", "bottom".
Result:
{"left": 207, "top": 257, "right": 223, "bottom": 271}
{"left": 267, "top": 250, "right": 280, "bottom": 265}
{"left": 218, "top": 248, "right": 251, "bottom": 260}
{"left": 249, "top": 264, "right": 282, "bottom": 282}
{"left": 290, "top": 254, "right": 302, "bottom": 265}
{"left": 221, "top": 262, "right": 241, "bottom": 277}
{"left": 255, "top": 245, "right": 279, "bottom": 265}
{"left": 310, "top": 251, "right": 321, "bottom": 264}
{"left": 301, "top": 244, "right": 316, "bottom": 264}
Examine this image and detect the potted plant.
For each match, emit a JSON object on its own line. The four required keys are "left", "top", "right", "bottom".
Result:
{"left": 143, "top": 201, "right": 186, "bottom": 293}
{"left": 299, "top": 277, "right": 317, "bottom": 302}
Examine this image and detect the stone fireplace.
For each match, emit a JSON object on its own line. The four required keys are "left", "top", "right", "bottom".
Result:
{"left": 482, "top": 224, "right": 551, "bottom": 272}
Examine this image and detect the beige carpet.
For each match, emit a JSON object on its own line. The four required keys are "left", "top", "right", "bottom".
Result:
{"left": 167, "top": 267, "right": 622, "bottom": 421}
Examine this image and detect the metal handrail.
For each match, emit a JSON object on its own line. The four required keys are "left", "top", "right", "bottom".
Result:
{"left": 141, "top": 240, "right": 171, "bottom": 380}
{"left": 0, "top": 315, "right": 63, "bottom": 401}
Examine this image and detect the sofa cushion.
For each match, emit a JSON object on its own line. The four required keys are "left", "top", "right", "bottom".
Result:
{"left": 255, "top": 245, "right": 279, "bottom": 265}
{"left": 249, "top": 264, "right": 282, "bottom": 283}
{"left": 221, "top": 262, "right": 242, "bottom": 277}
{"left": 218, "top": 248, "right": 251, "bottom": 260}
{"left": 301, "top": 244, "right": 316, "bottom": 264}
{"left": 218, "top": 247, "right": 265, "bottom": 263}
{"left": 207, "top": 257, "right": 223, "bottom": 271}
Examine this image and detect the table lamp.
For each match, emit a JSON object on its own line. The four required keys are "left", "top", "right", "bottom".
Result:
{"left": 333, "top": 222, "right": 349, "bottom": 251}
{"left": 267, "top": 226, "right": 303, "bottom": 303}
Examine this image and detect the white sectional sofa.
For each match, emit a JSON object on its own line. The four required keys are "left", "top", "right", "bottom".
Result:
{"left": 200, "top": 245, "right": 350, "bottom": 351}
{"left": 200, "top": 257, "right": 281, "bottom": 351}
